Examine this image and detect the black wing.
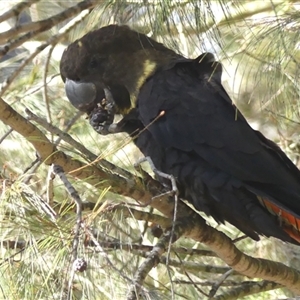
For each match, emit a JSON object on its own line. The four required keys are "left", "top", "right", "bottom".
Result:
{"left": 136, "top": 54, "right": 300, "bottom": 242}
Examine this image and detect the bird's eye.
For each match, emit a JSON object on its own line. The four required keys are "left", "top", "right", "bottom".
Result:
{"left": 89, "top": 56, "right": 106, "bottom": 71}
{"left": 89, "top": 57, "right": 98, "bottom": 69}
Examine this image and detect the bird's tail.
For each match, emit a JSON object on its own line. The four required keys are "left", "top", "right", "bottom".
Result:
{"left": 258, "top": 197, "right": 300, "bottom": 243}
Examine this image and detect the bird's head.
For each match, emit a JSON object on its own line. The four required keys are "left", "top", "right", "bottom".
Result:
{"left": 60, "top": 25, "right": 180, "bottom": 114}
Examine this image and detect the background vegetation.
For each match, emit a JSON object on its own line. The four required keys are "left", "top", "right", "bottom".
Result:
{"left": 1, "top": 1, "right": 300, "bottom": 299}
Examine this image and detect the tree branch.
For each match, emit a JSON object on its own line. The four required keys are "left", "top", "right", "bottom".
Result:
{"left": 212, "top": 280, "right": 282, "bottom": 300}
{"left": 0, "top": 0, "right": 97, "bottom": 52}
{"left": 127, "top": 222, "right": 185, "bottom": 300}
{"left": 185, "top": 215, "right": 300, "bottom": 294}
{"left": 1, "top": 96, "right": 300, "bottom": 294}
{"left": 0, "top": 0, "right": 40, "bottom": 24}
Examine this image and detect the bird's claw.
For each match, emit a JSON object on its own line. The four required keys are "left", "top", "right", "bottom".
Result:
{"left": 88, "top": 88, "right": 119, "bottom": 135}
{"left": 134, "top": 156, "right": 179, "bottom": 198}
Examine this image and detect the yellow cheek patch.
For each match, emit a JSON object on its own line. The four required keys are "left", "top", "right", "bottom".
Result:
{"left": 131, "top": 59, "right": 157, "bottom": 107}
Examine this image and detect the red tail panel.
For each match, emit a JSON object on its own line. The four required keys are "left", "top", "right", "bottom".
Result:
{"left": 258, "top": 197, "right": 300, "bottom": 243}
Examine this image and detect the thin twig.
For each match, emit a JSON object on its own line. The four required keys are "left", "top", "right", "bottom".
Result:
{"left": 89, "top": 229, "right": 217, "bottom": 257}
{"left": 52, "top": 164, "right": 82, "bottom": 261}
{"left": 53, "top": 111, "right": 83, "bottom": 146}
{"left": 26, "top": 108, "right": 95, "bottom": 160}
{"left": 160, "top": 256, "right": 232, "bottom": 275}
{"left": 0, "top": 128, "right": 13, "bottom": 144}
{"left": 25, "top": 108, "right": 137, "bottom": 180}
{"left": 22, "top": 156, "right": 39, "bottom": 175}
{"left": 127, "top": 222, "right": 185, "bottom": 300}
{"left": 22, "top": 158, "right": 42, "bottom": 184}
{"left": 173, "top": 279, "right": 234, "bottom": 286}
{"left": 23, "top": 111, "right": 82, "bottom": 183}
{"left": 1, "top": 97, "right": 300, "bottom": 293}
{"left": 211, "top": 280, "right": 282, "bottom": 300}
{"left": 46, "top": 165, "right": 55, "bottom": 206}
{"left": 209, "top": 269, "right": 234, "bottom": 298}
{"left": 107, "top": 204, "right": 172, "bottom": 228}
{"left": 52, "top": 164, "right": 83, "bottom": 299}
{"left": 0, "top": 96, "right": 147, "bottom": 201}
{"left": 43, "top": 44, "right": 55, "bottom": 127}
{"left": 184, "top": 271, "right": 209, "bottom": 297}
{"left": 0, "top": 0, "right": 96, "bottom": 52}
{"left": 93, "top": 241, "right": 217, "bottom": 258}
{"left": 0, "top": 0, "right": 40, "bottom": 24}
{"left": 0, "top": 247, "right": 26, "bottom": 267}
{"left": 21, "top": 185, "right": 57, "bottom": 222}
{"left": 84, "top": 225, "right": 138, "bottom": 286}
{"left": 134, "top": 156, "right": 179, "bottom": 299}
{"left": 0, "top": 6, "right": 92, "bottom": 97}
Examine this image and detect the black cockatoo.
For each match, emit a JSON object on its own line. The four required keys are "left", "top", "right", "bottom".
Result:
{"left": 60, "top": 25, "right": 300, "bottom": 244}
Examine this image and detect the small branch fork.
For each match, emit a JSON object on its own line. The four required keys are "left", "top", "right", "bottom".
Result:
{"left": 126, "top": 222, "right": 184, "bottom": 300}
{"left": 0, "top": 1, "right": 95, "bottom": 97}
{"left": 128, "top": 156, "right": 180, "bottom": 300}
{"left": 25, "top": 108, "right": 135, "bottom": 180}
{"left": 0, "top": 0, "right": 40, "bottom": 24}
{"left": 1, "top": 94, "right": 300, "bottom": 294}
{"left": 52, "top": 164, "right": 82, "bottom": 262}
{"left": 211, "top": 280, "right": 282, "bottom": 300}
{"left": 0, "top": 0, "right": 97, "bottom": 57}
{"left": 51, "top": 164, "right": 86, "bottom": 299}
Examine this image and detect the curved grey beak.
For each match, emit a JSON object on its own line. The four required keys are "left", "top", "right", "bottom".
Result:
{"left": 65, "top": 78, "right": 97, "bottom": 111}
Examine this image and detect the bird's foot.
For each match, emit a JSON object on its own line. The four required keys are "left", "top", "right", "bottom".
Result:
{"left": 134, "top": 156, "right": 179, "bottom": 200}
{"left": 88, "top": 88, "right": 119, "bottom": 135}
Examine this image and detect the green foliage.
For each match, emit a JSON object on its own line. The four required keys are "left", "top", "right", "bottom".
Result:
{"left": 1, "top": 1, "right": 300, "bottom": 299}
